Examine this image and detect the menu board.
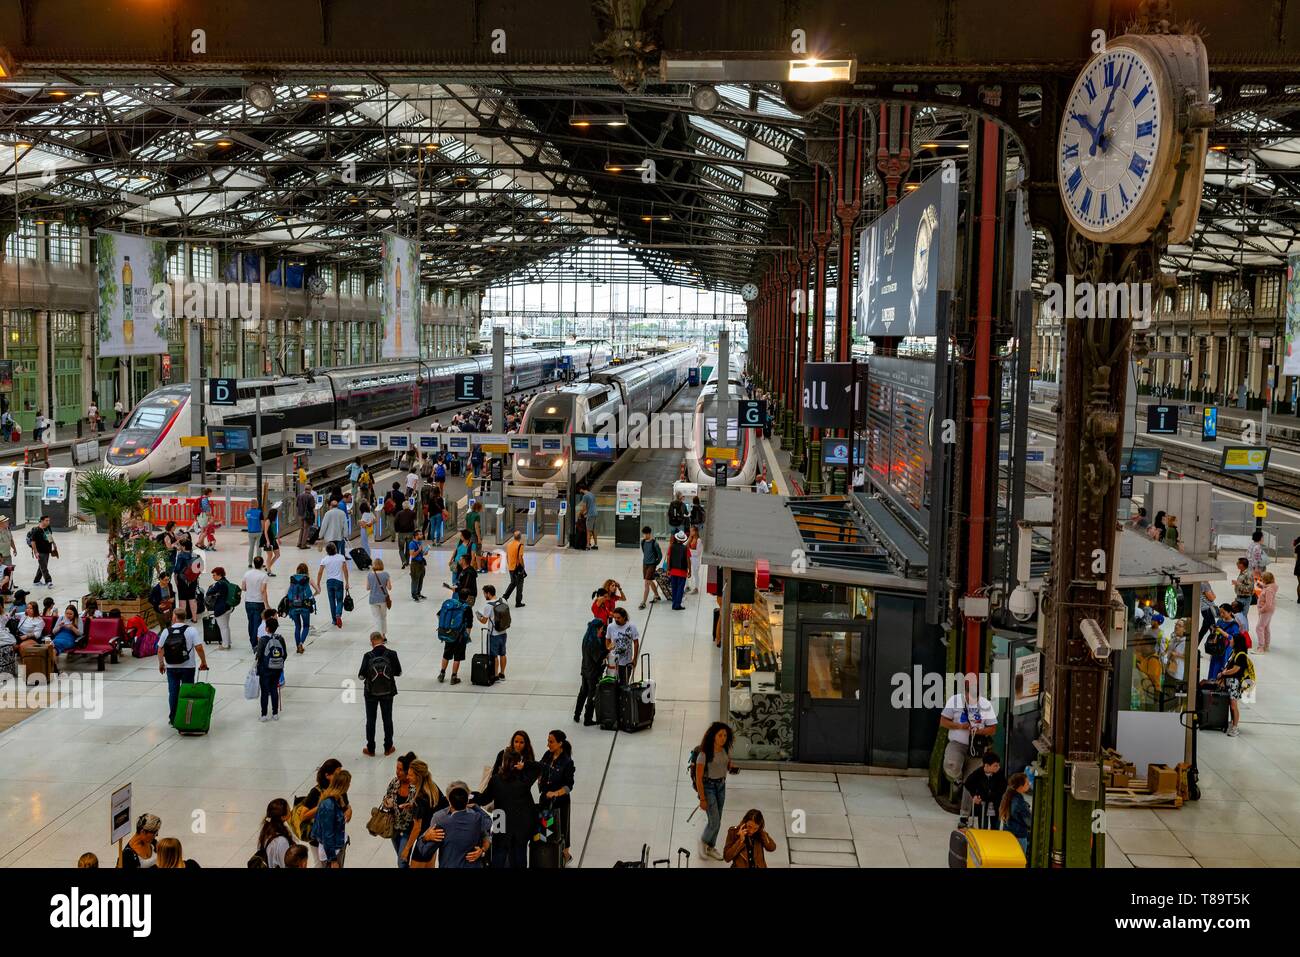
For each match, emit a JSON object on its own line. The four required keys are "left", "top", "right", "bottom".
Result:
{"left": 864, "top": 356, "right": 935, "bottom": 528}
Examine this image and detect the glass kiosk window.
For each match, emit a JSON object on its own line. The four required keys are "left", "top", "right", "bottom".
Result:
{"left": 1119, "top": 586, "right": 1192, "bottom": 713}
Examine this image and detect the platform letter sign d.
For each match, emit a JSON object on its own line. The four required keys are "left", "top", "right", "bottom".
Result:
{"left": 209, "top": 377, "right": 237, "bottom": 407}
{"left": 739, "top": 400, "right": 766, "bottom": 429}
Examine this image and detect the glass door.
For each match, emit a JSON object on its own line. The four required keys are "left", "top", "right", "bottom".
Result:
{"left": 795, "top": 623, "right": 869, "bottom": 763}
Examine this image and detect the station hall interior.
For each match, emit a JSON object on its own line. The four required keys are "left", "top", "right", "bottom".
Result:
{"left": 4, "top": 0, "right": 1300, "bottom": 875}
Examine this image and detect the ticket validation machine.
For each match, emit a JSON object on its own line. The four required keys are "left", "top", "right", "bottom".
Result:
{"left": 42, "top": 466, "right": 77, "bottom": 529}
{"left": 525, "top": 499, "right": 541, "bottom": 546}
{"left": 0, "top": 465, "right": 25, "bottom": 527}
{"left": 615, "top": 481, "right": 643, "bottom": 547}
{"left": 556, "top": 499, "right": 568, "bottom": 547}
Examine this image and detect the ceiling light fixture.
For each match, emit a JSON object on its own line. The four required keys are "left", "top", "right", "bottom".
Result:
{"left": 245, "top": 82, "right": 276, "bottom": 111}
{"left": 215, "top": 138, "right": 234, "bottom": 147}
{"left": 569, "top": 113, "right": 629, "bottom": 128}
{"left": 307, "top": 89, "right": 330, "bottom": 101}
{"left": 787, "top": 58, "right": 855, "bottom": 83}
{"left": 640, "top": 214, "right": 671, "bottom": 222}
{"left": 919, "top": 142, "right": 939, "bottom": 150}
{"left": 691, "top": 84, "right": 721, "bottom": 114}
{"left": 49, "top": 89, "right": 69, "bottom": 99}
{"left": 1209, "top": 143, "right": 1228, "bottom": 152}
{"left": 80, "top": 90, "right": 101, "bottom": 97}
{"left": 423, "top": 141, "right": 440, "bottom": 151}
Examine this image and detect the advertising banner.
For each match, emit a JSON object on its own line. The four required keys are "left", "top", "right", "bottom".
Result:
{"left": 95, "top": 230, "right": 169, "bottom": 357}
{"left": 856, "top": 172, "right": 958, "bottom": 338}
{"left": 381, "top": 231, "right": 420, "bottom": 359}
{"left": 1286, "top": 254, "right": 1300, "bottom": 377}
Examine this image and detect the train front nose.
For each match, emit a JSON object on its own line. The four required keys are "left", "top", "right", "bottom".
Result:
{"left": 106, "top": 432, "right": 154, "bottom": 467}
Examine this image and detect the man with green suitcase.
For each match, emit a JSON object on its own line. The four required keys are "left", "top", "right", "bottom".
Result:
{"left": 158, "top": 607, "right": 210, "bottom": 731}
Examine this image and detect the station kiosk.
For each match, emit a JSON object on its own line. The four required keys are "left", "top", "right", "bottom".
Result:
{"left": 41, "top": 467, "right": 78, "bottom": 529}
{"left": 0, "top": 465, "right": 26, "bottom": 528}
{"left": 615, "top": 480, "right": 643, "bottom": 547}
{"left": 525, "top": 499, "right": 541, "bottom": 546}
{"left": 555, "top": 499, "right": 568, "bottom": 547}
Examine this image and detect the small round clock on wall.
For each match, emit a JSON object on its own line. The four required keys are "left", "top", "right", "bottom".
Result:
{"left": 740, "top": 282, "right": 759, "bottom": 302}
{"left": 1058, "top": 33, "right": 1210, "bottom": 245}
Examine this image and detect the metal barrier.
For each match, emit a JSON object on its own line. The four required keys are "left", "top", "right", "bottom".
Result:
{"left": 437, "top": 500, "right": 460, "bottom": 544}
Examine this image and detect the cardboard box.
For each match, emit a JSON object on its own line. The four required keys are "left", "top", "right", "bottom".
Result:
{"left": 1147, "top": 763, "right": 1178, "bottom": 795}
{"left": 1111, "top": 772, "right": 1132, "bottom": 789}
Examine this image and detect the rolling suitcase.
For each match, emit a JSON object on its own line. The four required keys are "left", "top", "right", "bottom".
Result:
{"left": 174, "top": 675, "right": 215, "bottom": 735}
{"left": 306, "top": 524, "right": 321, "bottom": 546}
{"left": 618, "top": 653, "right": 656, "bottom": 733}
{"left": 1197, "top": 682, "right": 1231, "bottom": 732}
{"left": 201, "top": 616, "right": 221, "bottom": 649}
{"left": 596, "top": 675, "right": 620, "bottom": 730}
{"left": 350, "top": 547, "right": 373, "bottom": 570}
{"left": 470, "top": 627, "right": 496, "bottom": 686}
{"left": 20, "top": 642, "right": 57, "bottom": 685}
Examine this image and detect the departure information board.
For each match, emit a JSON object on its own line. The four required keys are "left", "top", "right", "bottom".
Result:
{"left": 864, "top": 356, "right": 935, "bottom": 528}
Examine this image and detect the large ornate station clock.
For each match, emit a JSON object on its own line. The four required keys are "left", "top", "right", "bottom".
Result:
{"left": 1058, "top": 32, "right": 1210, "bottom": 245}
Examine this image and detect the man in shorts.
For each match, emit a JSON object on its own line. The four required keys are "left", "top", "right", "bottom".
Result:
{"left": 475, "top": 585, "right": 510, "bottom": 682}
{"left": 437, "top": 587, "right": 473, "bottom": 685}
{"left": 638, "top": 525, "right": 663, "bottom": 610}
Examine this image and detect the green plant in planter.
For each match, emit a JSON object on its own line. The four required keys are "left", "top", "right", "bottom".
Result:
{"left": 76, "top": 468, "right": 150, "bottom": 585}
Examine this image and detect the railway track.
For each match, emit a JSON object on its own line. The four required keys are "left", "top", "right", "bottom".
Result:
{"left": 1025, "top": 408, "right": 1300, "bottom": 512}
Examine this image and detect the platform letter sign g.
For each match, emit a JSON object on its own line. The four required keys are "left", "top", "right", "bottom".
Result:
{"left": 739, "top": 400, "right": 766, "bottom": 429}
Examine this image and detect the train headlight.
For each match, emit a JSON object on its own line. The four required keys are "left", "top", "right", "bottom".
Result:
{"left": 517, "top": 458, "right": 529, "bottom": 467}
{"left": 553, "top": 456, "right": 565, "bottom": 467}
{"left": 135, "top": 448, "right": 148, "bottom": 456}
{"left": 704, "top": 457, "right": 713, "bottom": 467}
{"left": 730, "top": 458, "right": 740, "bottom": 468}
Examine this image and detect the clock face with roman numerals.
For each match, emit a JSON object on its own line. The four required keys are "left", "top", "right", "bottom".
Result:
{"left": 1058, "top": 43, "right": 1167, "bottom": 237}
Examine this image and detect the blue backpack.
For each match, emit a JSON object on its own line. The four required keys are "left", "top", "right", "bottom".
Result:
{"left": 287, "top": 575, "right": 314, "bottom": 610}
{"left": 437, "top": 598, "right": 470, "bottom": 641}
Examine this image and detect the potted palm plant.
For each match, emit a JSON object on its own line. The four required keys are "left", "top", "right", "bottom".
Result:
{"left": 78, "top": 468, "right": 164, "bottom": 625}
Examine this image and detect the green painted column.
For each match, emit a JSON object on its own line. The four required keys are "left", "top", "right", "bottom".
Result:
{"left": 806, "top": 439, "right": 823, "bottom": 494}
{"left": 781, "top": 408, "right": 795, "bottom": 446}
{"left": 830, "top": 465, "right": 847, "bottom": 494}
{"left": 792, "top": 426, "right": 806, "bottom": 473}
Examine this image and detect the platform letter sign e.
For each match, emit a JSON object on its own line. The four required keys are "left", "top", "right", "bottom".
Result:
{"left": 209, "top": 377, "right": 237, "bottom": 407}
{"left": 456, "top": 373, "right": 483, "bottom": 402}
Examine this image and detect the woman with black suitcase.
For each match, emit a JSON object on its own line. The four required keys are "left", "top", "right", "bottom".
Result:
{"left": 537, "top": 730, "right": 576, "bottom": 865}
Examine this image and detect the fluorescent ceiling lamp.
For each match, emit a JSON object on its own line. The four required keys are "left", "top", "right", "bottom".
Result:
{"left": 604, "top": 159, "right": 651, "bottom": 173}
{"left": 569, "top": 113, "right": 629, "bottom": 128}
{"left": 787, "top": 59, "right": 854, "bottom": 83}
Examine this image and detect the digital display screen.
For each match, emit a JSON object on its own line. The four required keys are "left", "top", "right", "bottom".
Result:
{"left": 572, "top": 433, "right": 615, "bottom": 462}
{"left": 541, "top": 438, "right": 563, "bottom": 453}
{"left": 209, "top": 426, "right": 252, "bottom": 453}
{"left": 617, "top": 500, "right": 637, "bottom": 515}
{"left": 44, "top": 486, "right": 61, "bottom": 499}
{"left": 864, "top": 356, "right": 935, "bottom": 525}
{"left": 1220, "top": 446, "right": 1270, "bottom": 474}
{"left": 823, "top": 440, "right": 866, "bottom": 466}
{"left": 418, "top": 435, "right": 439, "bottom": 450}
{"left": 1119, "top": 447, "right": 1163, "bottom": 476}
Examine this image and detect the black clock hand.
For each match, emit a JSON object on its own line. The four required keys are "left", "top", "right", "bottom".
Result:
{"left": 1093, "top": 78, "right": 1120, "bottom": 156}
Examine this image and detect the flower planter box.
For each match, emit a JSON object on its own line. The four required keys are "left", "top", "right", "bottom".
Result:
{"left": 82, "top": 595, "right": 157, "bottom": 629}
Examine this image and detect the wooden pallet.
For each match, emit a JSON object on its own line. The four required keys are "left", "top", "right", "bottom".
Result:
{"left": 1105, "top": 786, "right": 1182, "bottom": 808}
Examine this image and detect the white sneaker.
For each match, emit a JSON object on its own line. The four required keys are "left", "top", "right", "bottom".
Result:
{"left": 1226, "top": 726, "right": 1240, "bottom": 737}
{"left": 703, "top": 845, "right": 724, "bottom": 861}
{"left": 272, "top": 714, "right": 280, "bottom": 721}
{"left": 259, "top": 715, "right": 270, "bottom": 723}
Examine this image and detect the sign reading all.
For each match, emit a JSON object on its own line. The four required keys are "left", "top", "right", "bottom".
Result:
{"left": 802, "top": 362, "right": 860, "bottom": 430}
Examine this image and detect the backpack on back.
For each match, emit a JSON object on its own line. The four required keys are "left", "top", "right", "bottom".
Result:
{"left": 288, "top": 577, "right": 313, "bottom": 609}
{"left": 384, "top": 498, "right": 397, "bottom": 515}
{"left": 437, "top": 598, "right": 470, "bottom": 641}
{"left": 225, "top": 580, "right": 242, "bottom": 606}
{"left": 263, "top": 635, "right": 287, "bottom": 670}
{"left": 366, "top": 650, "right": 396, "bottom": 696}
{"left": 491, "top": 600, "right": 512, "bottom": 632}
{"left": 161, "top": 624, "right": 191, "bottom": 666}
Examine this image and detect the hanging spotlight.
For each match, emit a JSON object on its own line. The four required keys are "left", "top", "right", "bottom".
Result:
{"left": 691, "top": 84, "right": 721, "bottom": 114}
{"left": 245, "top": 82, "right": 276, "bottom": 111}
{"left": 569, "top": 113, "right": 629, "bottom": 128}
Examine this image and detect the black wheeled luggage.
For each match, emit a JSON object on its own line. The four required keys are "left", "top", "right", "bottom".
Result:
{"left": 471, "top": 627, "right": 496, "bottom": 686}
{"left": 1197, "top": 681, "right": 1231, "bottom": 732}
{"left": 350, "top": 548, "right": 373, "bottom": 570}
{"left": 596, "top": 676, "right": 620, "bottom": 730}
{"left": 618, "top": 653, "right": 655, "bottom": 732}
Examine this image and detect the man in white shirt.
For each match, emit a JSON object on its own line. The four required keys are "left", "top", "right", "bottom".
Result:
{"left": 755, "top": 476, "right": 770, "bottom": 495}
{"left": 939, "top": 674, "right": 998, "bottom": 786}
{"left": 241, "top": 557, "right": 270, "bottom": 651}
{"left": 113, "top": 399, "right": 125, "bottom": 428}
{"left": 406, "top": 468, "right": 419, "bottom": 497}
{"left": 315, "top": 542, "right": 350, "bottom": 628}
{"left": 604, "top": 607, "right": 640, "bottom": 686}
{"left": 157, "top": 607, "right": 207, "bottom": 726}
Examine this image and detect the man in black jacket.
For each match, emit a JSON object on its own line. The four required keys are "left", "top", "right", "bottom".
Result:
{"left": 962, "top": 751, "right": 1006, "bottom": 826}
{"left": 359, "top": 631, "right": 402, "bottom": 757}
{"left": 394, "top": 501, "right": 418, "bottom": 569}
{"left": 575, "top": 617, "right": 607, "bottom": 726}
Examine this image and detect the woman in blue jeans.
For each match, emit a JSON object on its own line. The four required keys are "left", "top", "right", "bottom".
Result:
{"left": 693, "top": 721, "right": 735, "bottom": 861}
{"left": 285, "top": 562, "right": 317, "bottom": 653}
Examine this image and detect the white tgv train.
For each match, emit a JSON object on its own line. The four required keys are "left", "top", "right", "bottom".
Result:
{"left": 511, "top": 348, "right": 696, "bottom": 490}
{"left": 686, "top": 354, "right": 760, "bottom": 486}
{"left": 106, "top": 346, "right": 611, "bottom": 479}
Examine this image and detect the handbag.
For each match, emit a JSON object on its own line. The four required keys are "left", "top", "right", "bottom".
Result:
{"left": 385, "top": 595, "right": 392, "bottom": 610}
{"left": 243, "top": 667, "right": 259, "bottom": 700}
{"left": 343, "top": 592, "right": 354, "bottom": 613}
{"left": 366, "top": 806, "right": 395, "bottom": 839}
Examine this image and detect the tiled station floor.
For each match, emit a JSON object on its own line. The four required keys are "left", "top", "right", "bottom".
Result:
{"left": 2, "top": 517, "right": 1299, "bottom": 867}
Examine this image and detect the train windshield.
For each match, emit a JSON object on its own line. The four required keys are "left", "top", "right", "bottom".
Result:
{"left": 704, "top": 417, "right": 739, "bottom": 443}
{"left": 124, "top": 399, "right": 180, "bottom": 432}
{"left": 531, "top": 417, "right": 566, "bottom": 434}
